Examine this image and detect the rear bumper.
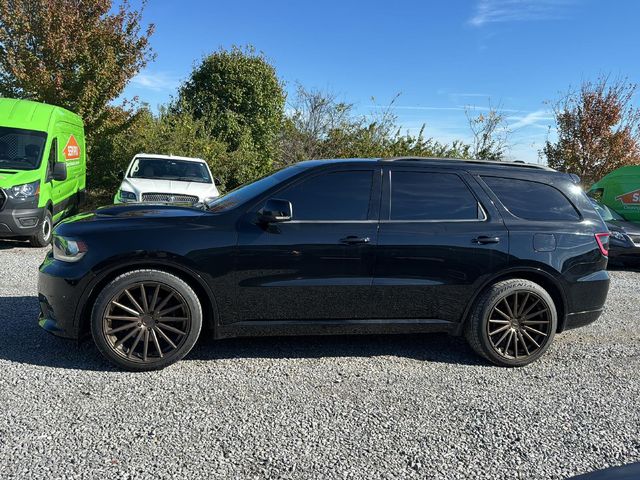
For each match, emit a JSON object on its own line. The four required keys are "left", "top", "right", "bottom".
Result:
{"left": 563, "top": 308, "right": 604, "bottom": 331}
{"left": 561, "top": 269, "right": 610, "bottom": 332}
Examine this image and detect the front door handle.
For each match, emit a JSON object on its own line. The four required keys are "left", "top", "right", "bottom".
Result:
{"left": 340, "top": 235, "right": 370, "bottom": 245}
{"left": 473, "top": 235, "right": 500, "bottom": 244}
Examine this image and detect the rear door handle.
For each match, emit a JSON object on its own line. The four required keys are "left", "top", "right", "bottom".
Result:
{"left": 473, "top": 235, "right": 500, "bottom": 244}
{"left": 340, "top": 235, "right": 370, "bottom": 245}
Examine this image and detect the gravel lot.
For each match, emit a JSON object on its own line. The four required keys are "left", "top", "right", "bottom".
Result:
{"left": 0, "top": 239, "right": 639, "bottom": 480}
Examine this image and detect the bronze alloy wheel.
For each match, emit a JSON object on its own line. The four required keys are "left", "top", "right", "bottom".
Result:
{"left": 486, "top": 290, "right": 552, "bottom": 360}
{"left": 102, "top": 282, "right": 192, "bottom": 363}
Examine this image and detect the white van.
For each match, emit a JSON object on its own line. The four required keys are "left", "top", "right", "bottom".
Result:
{"left": 115, "top": 153, "right": 219, "bottom": 205}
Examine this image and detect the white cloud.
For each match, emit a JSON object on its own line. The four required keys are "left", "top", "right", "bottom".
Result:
{"left": 469, "top": 0, "right": 576, "bottom": 27}
{"left": 507, "top": 109, "right": 553, "bottom": 130}
{"left": 131, "top": 71, "right": 179, "bottom": 92}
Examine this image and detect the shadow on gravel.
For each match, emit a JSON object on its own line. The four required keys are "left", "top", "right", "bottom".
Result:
{"left": 0, "top": 239, "right": 32, "bottom": 250}
{"left": 0, "top": 295, "right": 483, "bottom": 370}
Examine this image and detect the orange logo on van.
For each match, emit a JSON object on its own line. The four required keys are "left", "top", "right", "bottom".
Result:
{"left": 616, "top": 189, "right": 640, "bottom": 205}
{"left": 63, "top": 135, "right": 80, "bottom": 160}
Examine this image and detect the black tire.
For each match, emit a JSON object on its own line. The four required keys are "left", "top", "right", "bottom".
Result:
{"left": 91, "top": 269, "right": 203, "bottom": 371}
{"left": 465, "top": 279, "right": 557, "bottom": 367}
{"left": 29, "top": 209, "right": 52, "bottom": 247}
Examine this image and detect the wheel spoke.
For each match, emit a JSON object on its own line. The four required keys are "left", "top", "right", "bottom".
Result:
{"left": 111, "top": 301, "right": 140, "bottom": 317}
{"left": 489, "top": 319, "right": 510, "bottom": 324}
{"left": 155, "top": 292, "right": 174, "bottom": 313}
{"left": 142, "top": 329, "right": 150, "bottom": 362}
{"left": 106, "top": 323, "right": 139, "bottom": 335}
{"left": 493, "top": 307, "right": 511, "bottom": 321}
{"left": 155, "top": 327, "right": 177, "bottom": 349}
{"left": 524, "top": 309, "right": 547, "bottom": 320}
{"left": 514, "top": 332, "right": 519, "bottom": 358}
{"left": 158, "top": 316, "right": 189, "bottom": 322}
{"left": 124, "top": 289, "right": 145, "bottom": 314}
{"left": 521, "top": 298, "right": 540, "bottom": 317}
{"left": 504, "top": 330, "right": 514, "bottom": 355}
{"left": 494, "top": 328, "right": 511, "bottom": 347}
{"left": 140, "top": 284, "right": 149, "bottom": 313}
{"left": 151, "top": 329, "right": 163, "bottom": 358}
{"left": 157, "top": 323, "right": 186, "bottom": 336}
{"left": 513, "top": 292, "right": 518, "bottom": 319}
{"left": 106, "top": 315, "right": 140, "bottom": 321}
{"left": 523, "top": 325, "right": 547, "bottom": 337}
{"left": 501, "top": 298, "right": 515, "bottom": 318}
{"left": 158, "top": 304, "right": 183, "bottom": 316}
{"left": 489, "top": 324, "right": 510, "bottom": 335}
{"left": 113, "top": 326, "right": 140, "bottom": 349}
{"left": 150, "top": 284, "right": 161, "bottom": 311}
{"left": 127, "top": 328, "right": 145, "bottom": 358}
{"left": 522, "top": 330, "right": 541, "bottom": 348}
{"left": 517, "top": 331, "right": 530, "bottom": 355}
{"left": 517, "top": 292, "right": 530, "bottom": 316}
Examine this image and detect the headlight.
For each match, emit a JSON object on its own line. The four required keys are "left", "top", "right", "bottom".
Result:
{"left": 119, "top": 190, "right": 137, "bottom": 202}
{"left": 8, "top": 180, "right": 40, "bottom": 199}
{"left": 203, "top": 196, "right": 218, "bottom": 204}
{"left": 610, "top": 231, "right": 626, "bottom": 241}
{"left": 52, "top": 235, "right": 87, "bottom": 262}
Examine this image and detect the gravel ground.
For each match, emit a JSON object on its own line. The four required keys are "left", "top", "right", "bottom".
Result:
{"left": 0, "top": 239, "right": 639, "bottom": 480}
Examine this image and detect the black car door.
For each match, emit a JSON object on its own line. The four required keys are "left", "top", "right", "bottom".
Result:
{"left": 371, "top": 166, "right": 509, "bottom": 322}
{"left": 233, "top": 166, "right": 382, "bottom": 322}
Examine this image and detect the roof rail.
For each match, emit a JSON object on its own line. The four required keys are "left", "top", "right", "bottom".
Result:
{"left": 381, "top": 156, "right": 554, "bottom": 171}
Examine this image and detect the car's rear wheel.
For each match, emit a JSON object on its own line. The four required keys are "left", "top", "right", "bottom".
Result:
{"left": 91, "top": 269, "right": 202, "bottom": 371}
{"left": 465, "top": 279, "right": 557, "bottom": 367}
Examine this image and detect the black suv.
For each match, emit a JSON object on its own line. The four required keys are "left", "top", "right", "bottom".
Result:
{"left": 38, "top": 158, "right": 611, "bottom": 370}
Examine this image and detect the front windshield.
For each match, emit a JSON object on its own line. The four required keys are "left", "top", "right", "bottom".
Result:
{"left": 0, "top": 127, "right": 47, "bottom": 170}
{"left": 592, "top": 199, "right": 625, "bottom": 221}
{"left": 207, "top": 164, "right": 305, "bottom": 213}
{"left": 128, "top": 157, "right": 212, "bottom": 183}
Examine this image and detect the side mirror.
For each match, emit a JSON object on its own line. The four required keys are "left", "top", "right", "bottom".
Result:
{"left": 258, "top": 198, "right": 292, "bottom": 223}
{"left": 52, "top": 162, "right": 67, "bottom": 181}
{"left": 119, "top": 169, "right": 125, "bottom": 179}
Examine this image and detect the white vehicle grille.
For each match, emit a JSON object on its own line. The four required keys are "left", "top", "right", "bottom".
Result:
{"left": 141, "top": 193, "right": 199, "bottom": 204}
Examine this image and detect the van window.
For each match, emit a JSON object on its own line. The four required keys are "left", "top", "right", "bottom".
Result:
{"left": 482, "top": 176, "right": 580, "bottom": 221}
{"left": 0, "top": 127, "right": 47, "bottom": 170}
{"left": 46, "top": 138, "right": 57, "bottom": 181}
{"left": 390, "top": 171, "right": 480, "bottom": 220}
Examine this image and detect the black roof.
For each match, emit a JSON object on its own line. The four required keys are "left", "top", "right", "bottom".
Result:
{"left": 296, "top": 157, "right": 554, "bottom": 171}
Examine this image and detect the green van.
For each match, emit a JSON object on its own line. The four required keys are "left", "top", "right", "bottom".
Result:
{"left": 589, "top": 165, "right": 640, "bottom": 223}
{"left": 0, "top": 99, "right": 86, "bottom": 246}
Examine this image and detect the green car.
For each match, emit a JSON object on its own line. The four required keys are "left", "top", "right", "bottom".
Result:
{"left": 0, "top": 98, "right": 86, "bottom": 246}
{"left": 589, "top": 165, "right": 640, "bottom": 224}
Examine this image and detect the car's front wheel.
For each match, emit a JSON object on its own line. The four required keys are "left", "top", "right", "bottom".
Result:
{"left": 465, "top": 279, "right": 557, "bottom": 367}
{"left": 91, "top": 269, "right": 203, "bottom": 371}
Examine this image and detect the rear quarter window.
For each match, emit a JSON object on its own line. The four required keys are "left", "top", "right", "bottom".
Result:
{"left": 482, "top": 176, "right": 580, "bottom": 221}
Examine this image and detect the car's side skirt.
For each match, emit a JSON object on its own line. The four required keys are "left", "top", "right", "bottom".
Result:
{"left": 213, "top": 318, "right": 456, "bottom": 339}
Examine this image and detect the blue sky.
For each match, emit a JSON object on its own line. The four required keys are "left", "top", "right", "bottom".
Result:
{"left": 123, "top": 0, "right": 640, "bottom": 163}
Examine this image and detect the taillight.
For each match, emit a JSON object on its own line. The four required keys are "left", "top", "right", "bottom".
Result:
{"left": 595, "top": 233, "right": 610, "bottom": 256}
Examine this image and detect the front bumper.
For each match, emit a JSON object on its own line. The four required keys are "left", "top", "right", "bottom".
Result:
{"left": 609, "top": 243, "right": 640, "bottom": 265}
{"left": 0, "top": 193, "right": 45, "bottom": 237}
{"left": 38, "top": 252, "right": 93, "bottom": 339}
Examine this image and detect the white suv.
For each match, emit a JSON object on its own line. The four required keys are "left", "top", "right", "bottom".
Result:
{"left": 115, "top": 154, "right": 219, "bottom": 205}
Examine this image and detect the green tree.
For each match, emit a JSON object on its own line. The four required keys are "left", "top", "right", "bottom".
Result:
{"left": 177, "top": 46, "right": 285, "bottom": 175}
{"left": 0, "top": 0, "right": 154, "bottom": 137}
{"left": 542, "top": 76, "right": 640, "bottom": 186}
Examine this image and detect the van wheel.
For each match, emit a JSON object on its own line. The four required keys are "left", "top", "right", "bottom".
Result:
{"left": 465, "top": 279, "right": 557, "bottom": 367}
{"left": 91, "top": 269, "right": 203, "bottom": 371}
{"left": 29, "top": 210, "right": 52, "bottom": 247}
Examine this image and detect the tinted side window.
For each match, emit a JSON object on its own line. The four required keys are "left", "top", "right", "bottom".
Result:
{"left": 482, "top": 176, "right": 580, "bottom": 221}
{"left": 279, "top": 170, "right": 373, "bottom": 220}
{"left": 390, "top": 171, "right": 480, "bottom": 220}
